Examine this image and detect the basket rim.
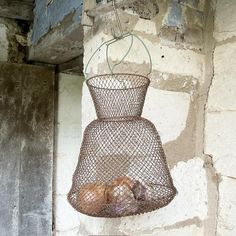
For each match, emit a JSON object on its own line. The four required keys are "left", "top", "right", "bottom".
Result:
{"left": 86, "top": 73, "right": 150, "bottom": 91}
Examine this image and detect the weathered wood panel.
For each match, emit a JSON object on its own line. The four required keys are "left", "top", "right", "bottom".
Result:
{"left": 0, "top": 63, "right": 54, "bottom": 236}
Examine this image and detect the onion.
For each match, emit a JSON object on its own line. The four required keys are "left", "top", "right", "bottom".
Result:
{"left": 111, "top": 197, "right": 139, "bottom": 216}
{"left": 132, "top": 180, "right": 147, "bottom": 201}
{"left": 107, "top": 176, "right": 135, "bottom": 204}
{"left": 111, "top": 176, "right": 134, "bottom": 189}
{"left": 78, "top": 183, "right": 107, "bottom": 215}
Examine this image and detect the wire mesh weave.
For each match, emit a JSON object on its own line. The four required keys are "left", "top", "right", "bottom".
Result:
{"left": 68, "top": 74, "right": 177, "bottom": 217}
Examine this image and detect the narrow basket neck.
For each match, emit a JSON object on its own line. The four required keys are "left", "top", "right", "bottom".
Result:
{"left": 87, "top": 74, "right": 150, "bottom": 120}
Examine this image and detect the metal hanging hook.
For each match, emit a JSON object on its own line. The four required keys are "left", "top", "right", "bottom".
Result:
{"left": 84, "top": 0, "right": 153, "bottom": 78}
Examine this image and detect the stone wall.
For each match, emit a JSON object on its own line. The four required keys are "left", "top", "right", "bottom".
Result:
{"left": 73, "top": 0, "right": 225, "bottom": 235}
{"left": 205, "top": 1, "right": 236, "bottom": 235}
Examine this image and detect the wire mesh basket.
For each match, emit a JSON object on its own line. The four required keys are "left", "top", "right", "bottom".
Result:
{"left": 68, "top": 74, "right": 177, "bottom": 218}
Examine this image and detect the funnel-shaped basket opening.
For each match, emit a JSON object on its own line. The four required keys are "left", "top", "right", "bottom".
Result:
{"left": 87, "top": 74, "right": 150, "bottom": 119}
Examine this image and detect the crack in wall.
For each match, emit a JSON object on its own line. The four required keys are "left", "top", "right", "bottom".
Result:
{"left": 215, "top": 35, "right": 236, "bottom": 46}
{"left": 130, "top": 217, "right": 203, "bottom": 235}
{"left": 202, "top": 154, "right": 220, "bottom": 236}
{"left": 225, "top": 176, "right": 236, "bottom": 181}
{"left": 201, "top": 1, "right": 220, "bottom": 236}
{"left": 163, "top": 217, "right": 203, "bottom": 230}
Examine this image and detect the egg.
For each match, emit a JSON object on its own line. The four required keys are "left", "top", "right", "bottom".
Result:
{"left": 78, "top": 183, "right": 107, "bottom": 215}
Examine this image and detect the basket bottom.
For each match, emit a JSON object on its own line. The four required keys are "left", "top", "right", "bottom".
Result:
{"left": 68, "top": 184, "right": 177, "bottom": 218}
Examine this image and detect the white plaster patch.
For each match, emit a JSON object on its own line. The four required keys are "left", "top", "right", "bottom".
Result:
{"left": 57, "top": 123, "right": 81, "bottom": 158}
{"left": 207, "top": 43, "right": 236, "bottom": 112}
{"left": 56, "top": 227, "right": 79, "bottom": 236}
{"left": 55, "top": 73, "right": 83, "bottom": 230}
{"left": 84, "top": 32, "right": 203, "bottom": 80}
{"left": 83, "top": 32, "right": 111, "bottom": 77}
{"left": 218, "top": 176, "right": 236, "bottom": 236}
{"left": 213, "top": 42, "right": 236, "bottom": 76}
{"left": 108, "top": 37, "right": 203, "bottom": 79}
{"left": 55, "top": 153, "right": 78, "bottom": 195}
{"left": 139, "top": 224, "right": 204, "bottom": 236}
{"left": 57, "top": 73, "right": 83, "bottom": 157}
{"left": 205, "top": 111, "right": 236, "bottom": 178}
{"left": 118, "top": 158, "right": 208, "bottom": 234}
{"left": 55, "top": 195, "right": 79, "bottom": 232}
{"left": 134, "top": 18, "right": 157, "bottom": 35}
{"left": 0, "top": 23, "right": 9, "bottom": 61}
{"left": 143, "top": 87, "right": 190, "bottom": 143}
{"left": 214, "top": 0, "right": 236, "bottom": 41}
{"left": 56, "top": 74, "right": 83, "bottom": 194}
{"left": 207, "top": 77, "right": 236, "bottom": 112}
{"left": 58, "top": 74, "right": 83, "bottom": 125}
{"left": 81, "top": 82, "right": 97, "bottom": 132}
{"left": 78, "top": 214, "right": 118, "bottom": 236}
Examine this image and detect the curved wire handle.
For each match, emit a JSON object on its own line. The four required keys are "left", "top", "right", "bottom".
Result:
{"left": 106, "top": 33, "right": 134, "bottom": 74}
{"left": 84, "top": 32, "right": 153, "bottom": 79}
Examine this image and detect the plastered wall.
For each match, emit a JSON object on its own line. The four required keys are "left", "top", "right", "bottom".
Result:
{"left": 55, "top": 73, "right": 84, "bottom": 235}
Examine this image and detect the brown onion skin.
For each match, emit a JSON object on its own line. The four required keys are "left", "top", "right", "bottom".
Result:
{"left": 106, "top": 176, "right": 135, "bottom": 204}
{"left": 78, "top": 183, "right": 107, "bottom": 215}
{"left": 78, "top": 177, "right": 142, "bottom": 216}
{"left": 132, "top": 180, "right": 147, "bottom": 201}
{"left": 110, "top": 197, "right": 139, "bottom": 217}
{"left": 111, "top": 176, "right": 134, "bottom": 189}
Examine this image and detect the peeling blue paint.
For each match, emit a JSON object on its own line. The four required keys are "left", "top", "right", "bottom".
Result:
{"left": 179, "top": 0, "right": 200, "bottom": 8}
{"left": 32, "top": 0, "right": 83, "bottom": 44}
{"left": 165, "top": 2, "right": 183, "bottom": 28}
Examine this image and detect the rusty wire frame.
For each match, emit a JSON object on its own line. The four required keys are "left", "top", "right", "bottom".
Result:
{"left": 68, "top": 74, "right": 177, "bottom": 218}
